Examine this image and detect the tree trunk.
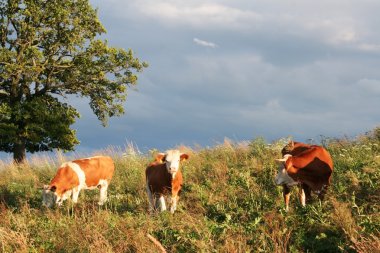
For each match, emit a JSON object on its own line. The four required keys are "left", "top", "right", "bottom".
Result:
{"left": 13, "top": 141, "right": 26, "bottom": 164}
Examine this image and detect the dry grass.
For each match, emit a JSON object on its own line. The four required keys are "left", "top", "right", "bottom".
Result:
{"left": 350, "top": 233, "right": 380, "bottom": 253}
{"left": 0, "top": 227, "right": 28, "bottom": 253}
{"left": 331, "top": 198, "right": 358, "bottom": 237}
{"left": 0, "top": 136, "right": 379, "bottom": 252}
{"left": 260, "top": 211, "right": 292, "bottom": 253}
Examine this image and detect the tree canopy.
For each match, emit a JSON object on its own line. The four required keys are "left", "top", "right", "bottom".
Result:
{"left": 0, "top": 0, "right": 147, "bottom": 162}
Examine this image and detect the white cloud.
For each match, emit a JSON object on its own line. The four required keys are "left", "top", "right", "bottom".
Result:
{"left": 193, "top": 38, "right": 217, "bottom": 48}
{"left": 357, "top": 78, "right": 380, "bottom": 94}
{"left": 129, "top": 1, "right": 262, "bottom": 30}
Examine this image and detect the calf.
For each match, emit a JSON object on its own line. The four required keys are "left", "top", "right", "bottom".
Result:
{"left": 42, "top": 156, "right": 114, "bottom": 207}
{"left": 146, "top": 150, "right": 189, "bottom": 213}
{"left": 275, "top": 144, "right": 333, "bottom": 211}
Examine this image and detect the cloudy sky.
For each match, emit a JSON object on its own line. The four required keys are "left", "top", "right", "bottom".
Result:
{"left": 28, "top": 0, "right": 380, "bottom": 155}
{"left": 70, "top": 0, "right": 380, "bottom": 153}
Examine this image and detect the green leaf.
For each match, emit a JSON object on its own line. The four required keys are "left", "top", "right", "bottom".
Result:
{"left": 0, "top": 0, "right": 147, "bottom": 159}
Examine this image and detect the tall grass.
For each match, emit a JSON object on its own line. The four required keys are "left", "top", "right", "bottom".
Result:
{"left": 0, "top": 133, "right": 379, "bottom": 252}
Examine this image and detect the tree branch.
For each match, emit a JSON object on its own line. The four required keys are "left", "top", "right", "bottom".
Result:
{"left": 147, "top": 234, "right": 167, "bottom": 253}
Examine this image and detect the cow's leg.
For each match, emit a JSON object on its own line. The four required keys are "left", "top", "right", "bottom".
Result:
{"left": 318, "top": 184, "right": 329, "bottom": 201}
{"left": 302, "top": 184, "right": 312, "bottom": 204}
{"left": 158, "top": 195, "right": 167, "bottom": 212}
{"left": 72, "top": 187, "right": 81, "bottom": 203}
{"left": 283, "top": 185, "right": 291, "bottom": 211}
{"left": 98, "top": 180, "right": 109, "bottom": 205}
{"left": 146, "top": 182, "right": 155, "bottom": 212}
{"left": 298, "top": 184, "right": 306, "bottom": 207}
{"left": 170, "top": 195, "right": 178, "bottom": 213}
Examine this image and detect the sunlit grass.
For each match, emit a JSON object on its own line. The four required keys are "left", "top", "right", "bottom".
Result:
{"left": 0, "top": 133, "right": 379, "bottom": 252}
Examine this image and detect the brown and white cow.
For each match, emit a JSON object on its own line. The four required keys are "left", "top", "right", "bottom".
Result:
{"left": 42, "top": 156, "right": 115, "bottom": 207}
{"left": 279, "top": 140, "right": 315, "bottom": 210}
{"left": 145, "top": 150, "right": 189, "bottom": 213}
{"left": 275, "top": 143, "right": 333, "bottom": 211}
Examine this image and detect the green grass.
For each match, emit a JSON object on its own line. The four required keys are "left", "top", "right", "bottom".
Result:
{"left": 0, "top": 133, "right": 379, "bottom": 252}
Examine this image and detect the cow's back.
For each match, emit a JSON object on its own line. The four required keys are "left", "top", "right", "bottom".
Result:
{"left": 73, "top": 156, "right": 115, "bottom": 187}
{"left": 287, "top": 147, "right": 333, "bottom": 191}
{"left": 290, "top": 146, "right": 333, "bottom": 170}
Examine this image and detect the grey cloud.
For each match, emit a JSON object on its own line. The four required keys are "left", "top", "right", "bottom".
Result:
{"left": 3, "top": 0, "right": 380, "bottom": 158}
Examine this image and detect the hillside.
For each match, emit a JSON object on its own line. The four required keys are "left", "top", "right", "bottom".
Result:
{"left": 0, "top": 135, "right": 379, "bottom": 252}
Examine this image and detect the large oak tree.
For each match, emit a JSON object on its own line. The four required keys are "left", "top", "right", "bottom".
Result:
{"left": 0, "top": 0, "right": 147, "bottom": 163}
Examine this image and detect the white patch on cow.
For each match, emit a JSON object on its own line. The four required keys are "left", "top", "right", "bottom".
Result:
{"left": 275, "top": 155, "right": 298, "bottom": 186}
{"left": 72, "top": 187, "right": 81, "bottom": 203}
{"left": 299, "top": 188, "right": 306, "bottom": 207}
{"left": 164, "top": 150, "right": 182, "bottom": 178}
{"left": 66, "top": 162, "right": 87, "bottom": 188}
{"left": 158, "top": 196, "right": 167, "bottom": 211}
{"left": 275, "top": 166, "right": 298, "bottom": 186}
{"left": 97, "top": 179, "right": 109, "bottom": 205}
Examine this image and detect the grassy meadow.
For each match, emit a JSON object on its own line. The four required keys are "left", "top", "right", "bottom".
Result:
{"left": 0, "top": 132, "right": 379, "bottom": 252}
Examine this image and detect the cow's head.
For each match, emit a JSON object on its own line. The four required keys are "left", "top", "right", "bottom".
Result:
{"left": 156, "top": 150, "right": 189, "bottom": 178}
{"left": 275, "top": 154, "right": 298, "bottom": 186}
{"left": 42, "top": 185, "right": 72, "bottom": 208}
{"left": 42, "top": 185, "right": 57, "bottom": 208}
{"left": 281, "top": 140, "right": 295, "bottom": 156}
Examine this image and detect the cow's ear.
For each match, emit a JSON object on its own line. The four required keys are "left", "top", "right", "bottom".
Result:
{"left": 50, "top": 186, "right": 57, "bottom": 192}
{"left": 180, "top": 153, "right": 189, "bottom": 161}
{"left": 289, "top": 140, "right": 295, "bottom": 149}
{"left": 155, "top": 153, "right": 166, "bottom": 163}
